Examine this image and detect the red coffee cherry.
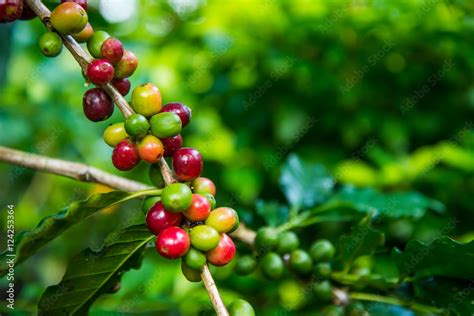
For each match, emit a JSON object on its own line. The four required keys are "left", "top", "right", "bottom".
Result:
{"left": 112, "top": 139, "right": 140, "bottom": 171}
{"left": 87, "top": 59, "right": 114, "bottom": 85}
{"left": 0, "top": 0, "right": 23, "bottom": 22}
{"left": 183, "top": 194, "right": 211, "bottom": 221}
{"left": 172, "top": 147, "right": 203, "bottom": 182}
{"left": 161, "top": 102, "right": 192, "bottom": 127}
{"left": 114, "top": 50, "right": 138, "bottom": 79}
{"left": 82, "top": 88, "right": 113, "bottom": 122}
{"left": 161, "top": 134, "right": 183, "bottom": 157}
{"left": 206, "top": 234, "right": 236, "bottom": 267}
{"left": 146, "top": 201, "right": 182, "bottom": 235}
{"left": 156, "top": 227, "right": 190, "bottom": 259}
{"left": 111, "top": 78, "right": 131, "bottom": 96}
{"left": 101, "top": 38, "right": 124, "bottom": 65}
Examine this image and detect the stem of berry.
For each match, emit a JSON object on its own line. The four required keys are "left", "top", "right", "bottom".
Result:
{"left": 25, "top": 0, "right": 134, "bottom": 118}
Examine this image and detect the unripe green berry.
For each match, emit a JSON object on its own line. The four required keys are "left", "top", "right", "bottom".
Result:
{"left": 183, "top": 247, "right": 206, "bottom": 270}
{"left": 260, "top": 252, "right": 283, "bottom": 280}
{"left": 276, "top": 231, "right": 299, "bottom": 254}
{"left": 229, "top": 299, "right": 255, "bottom": 316}
{"left": 255, "top": 227, "right": 278, "bottom": 252}
{"left": 289, "top": 249, "right": 313, "bottom": 275}
{"left": 103, "top": 122, "right": 128, "bottom": 147}
{"left": 125, "top": 114, "right": 150, "bottom": 138}
{"left": 141, "top": 196, "right": 160, "bottom": 214}
{"left": 181, "top": 261, "right": 201, "bottom": 282}
{"left": 150, "top": 112, "right": 182, "bottom": 138}
{"left": 190, "top": 225, "right": 220, "bottom": 252}
{"left": 314, "top": 262, "right": 332, "bottom": 278}
{"left": 312, "top": 280, "right": 332, "bottom": 301}
{"left": 39, "top": 32, "right": 63, "bottom": 57}
{"left": 234, "top": 255, "right": 257, "bottom": 275}
{"left": 310, "top": 239, "right": 335, "bottom": 262}
{"left": 161, "top": 183, "right": 192, "bottom": 213}
{"left": 87, "top": 31, "right": 110, "bottom": 58}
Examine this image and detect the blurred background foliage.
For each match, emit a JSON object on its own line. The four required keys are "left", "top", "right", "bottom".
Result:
{"left": 0, "top": 0, "right": 474, "bottom": 314}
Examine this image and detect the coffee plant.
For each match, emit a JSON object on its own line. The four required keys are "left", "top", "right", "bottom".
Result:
{"left": 0, "top": 1, "right": 473, "bottom": 315}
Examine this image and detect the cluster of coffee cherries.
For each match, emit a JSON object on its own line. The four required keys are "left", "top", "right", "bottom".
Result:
{"left": 0, "top": 0, "right": 38, "bottom": 22}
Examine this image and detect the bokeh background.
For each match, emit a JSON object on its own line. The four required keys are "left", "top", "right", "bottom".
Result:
{"left": 1, "top": 0, "right": 474, "bottom": 315}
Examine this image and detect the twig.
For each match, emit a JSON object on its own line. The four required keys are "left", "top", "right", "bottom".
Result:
{"left": 0, "top": 146, "right": 149, "bottom": 191}
{"left": 25, "top": 0, "right": 134, "bottom": 118}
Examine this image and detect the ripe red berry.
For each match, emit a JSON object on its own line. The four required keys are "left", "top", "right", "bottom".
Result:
{"left": 0, "top": 0, "right": 23, "bottom": 22}
{"left": 156, "top": 227, "right": 190, "bottom": 259}
{"left": 87, "top": 59, "right": 114, "bottom": 85}
{"left": 83, "top": 88, "right": 113, "bottom": 121}
{"left": 161, "top": 134, "right": 183, "bottom": 157}
{"left": 162, "top": 102, "right": 192, "bottom": 127}
{"left": 146, "top": 201, "right": 182, "bottom": 235}
{"left": 112, "top": 139, "right": 140, "bottom": 171}
{"left": 114, "top": 50, "right": 138, "bottom": 79}
{"left": 111, "top": 78, "right": 131, "bottom": 96}
{"left": 206, "top": 234, "right": 236, "bottom": 267}
{"left": 101, "top": 37, "right": 124, "bottom": 65}
{"left": 172, "top": 147, "right": 203, "bottom": 182}
{"left": 183, "top": 194, "right": 211, "bottom": 221}
{"left": 61, "top": 0, "right": 87, "bottom": 10}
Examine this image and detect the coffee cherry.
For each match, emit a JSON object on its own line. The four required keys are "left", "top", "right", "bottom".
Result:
{"left": 149, "top": 164, "right": 165, "bottom": 188}
{"left": 161, "top": 183, "right": 192, "bottom": 213}
{"left": 234, "top": 255, "right": 257, "bottom": 275}
{"left": 114, "top": 50, "right": 138, "bottom": 78}
{"left": 101, "top": 37, "right": 123, "bottom": 65}
{"left": 192, "top": 177, "right": 216, "bottom": 196}
{"left": 289, "top": 249, "right": 313, "bottom": 275}
{"left": 346, "top": 303, "right": 367, "bottom": 316}
{"left": 103, "top": 122, "right": 128, "bottom": 147}
{"left": 111, "top": 78, "right": 130, "bottom": 96}
{"left": 314, "top": 262, "right": 332, "bottom": 278}
{"left": 162, "top": 102, "right": 192, "bottom": 127}
{"left": 161, "top": 134, "right": 183, "bottom": 157}
{"left": 124, "top": 113, "right": 150, "bottom": 138}
{"left": 203, "top": 193, "right": 216, "bottom": 210}
{"left": 276, "top": 231, "right": 300, "bottom": 254}
{"left": 172, "top": 147, "right": 203, "bottom": 182}
{"left": 111, "top": 139, "right": 140, "bottom": 171}
{"left": 228, "top": 209, "right": 240, "bottom": 233}
{"left": 50, "top": 2, "right": 87, "bottom": 35}
{"left": 181, "top": 261, "right": 201, "bottom": 282}
{"left": 183, "top": 247, "right": 206, "bottom": 270}
{"left": 61, "top": 0, "right": 87, "bottom": 10}
{"left": 205, "top": 207, "right": 237, "bottom": 233}
{"left": 141, "top": 196, "right": 160, "bottom": 214}
{"left": 87, "top": 30, "right": 110, "bottom": 58}
{"left": 206, "top": 233, "right": 236, "bottom": 267}
{"left": 260, "top": 252, "right": 283, "bottom": 280}
{"left": 87, "top": 59, "right": 114, "bottom": 85}
{"left": 310, "top": 239, "right": 335, "bottom": 262}
{"left": 323, "top": 306, "right": 344, "bottom": 316}
{"left": 183, "top": 194, "right": 211, "bottom": 221}
{"left": 0, "top": 0, "right": 23, "bottom": 22}
{"left": 131, "top": 83, "right": 162, "bottom": 117}
{"left": 146, "top": 201, "right": 182, "bottom": 235}
{"left": 83, "top": 88, "right": 113, "bottom": 122}
{"left": 72, "top": 22, "right": 93, "bottom": 43}
{"left": 138, "top": 135, "right": 163, "bottom": 164}
{"left": 229, "top": 299, "right": 255, "bottom": 316}
{"left": 312, "top": 280, "right": 332, "bottom": 301}
{"left": 156, "top": 227, "right": 190, "bottom": 259}
{"left": 190, "top": 225, "right": 220, "bottom": 251}
{"left": 150, "top": 112, "right": 182, "bottom": 138}
{"left": 39, "top": 32, "right": 63, "bottom": 57}
{"left": 20, "top": 3, "right": 36, "bottom": 20}
{"left": 255, "top": 228, "right": 278, "bottom": 252}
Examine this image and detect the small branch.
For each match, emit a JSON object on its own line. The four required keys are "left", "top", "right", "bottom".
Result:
{"left": 158, "top": 158, "right": 176, "bottom": 185}
{"left": 0, "top": 146, "right": 149, "bottom": 192}
{"left": 230, "top": 223, "right": 256, "bottom": 246}
{"left": 201, "top": 265, "right": 229, "bottom": 316}
{"left": 25, "top": 0, "right": 134, "bottom": 118}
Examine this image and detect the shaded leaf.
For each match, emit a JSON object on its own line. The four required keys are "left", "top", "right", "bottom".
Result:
{"left": 255, "top": 200, "right": 289, "bottom": 226}
{"left": 279, "top": 154, "right": 334, "bottom": 209}
{"left": 38, "top": 224, "right": 153, "bottom": 315}
{"left": 392, "top": 236, "right": 474, "bottom": 280}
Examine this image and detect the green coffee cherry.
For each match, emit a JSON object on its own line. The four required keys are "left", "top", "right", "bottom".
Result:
{"left": 125, "top": 114, "right": 150, "bottom": 138}
{"left": 141, "top": 196, "right": 160, "bottom": 214}
{"left": 255, "top": 228, "right": 278, "bottom": 252}
{"left": 229, "top": 299, "right": 255, "bottom": 316}
{"left": 310, "top": 239, "right": 335, "bottom": 262}
{"left": 161, "top": 183, "right": 192, "bottom": 213}
{"left": 312, "top": 280, "right": 332, "bottom": 301}
{"left": 87, "top": 31, "right": 110, "bottom": 58}
{"left": 276, "top": 231, "right": 300, "bottom": 254}
{"left": 183, "top": 247, "right": 206, "bottom": 270}
{"left": 260, "top": 252, "right": 283, "bottom": 280}
{"left": 150, "top": 112, "right": 182, "bottom": 138}
{"left": 149, "top": 164, "right": 165, "bottom": 188}
{"left": 314, "top": 262, "right": 332, "bottom": 278}
{"left": 103, "top": 122, "right": 128, "bottom": 147}
{"left": 289, "top": 249, "right": 313, "bottom": 275}
{"left": 190, "top": 225, "right": 220, "bottom": 251}
{"left": 39, "top": 32, "right": 63, "bottom": 57}
{"left": 323, "top": 306, "right": 344, "bottom": 316}
{"left": 346, "top": 303, "right": 367, "bottom": 316}
{"left": 181, "top": 261, "right": 201, "bottom": 282}
{"left": 202, "top": 192, "right": 216, "bottom": 209}
{"left": 234, "top": 255, "right": 257, "bottom": 276}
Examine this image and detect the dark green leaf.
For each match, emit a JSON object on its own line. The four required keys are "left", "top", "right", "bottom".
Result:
{"left": 38, "top": 224, "right": 153, "bottom": 315}
{"left": 255, "top": 199, "right": 289, "bottom": 226}
{"left": 392, "top": 236, "right": 474, "bottom": 280}
{"left": 279, "top": 154, "right": 334, "bottom": 209}
{"left": 0, "top": 190, "right": 153, "bottom": 277}
{"left": 329, "top": 186, "right": 444, "bottom": 218}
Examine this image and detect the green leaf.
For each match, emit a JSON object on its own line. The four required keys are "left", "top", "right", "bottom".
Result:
{"left": 38, "top": 224, "right": 153, "bottom": 315}
{"left": 335, "top": 224, "right": 385, "bottom": 270}
{"left": 255, "top": 199, "right": 289, "bottom": 226}
{"left": 392, "top": 236, "right": 474, "bottom": 280}
{"left": 0, "top": 189, "right": 158, "bottom": 277}
{"left": 279, "top": 154, "right": 334, "bottom": 209}
{"left": 329, "top": 186, "right": 444, "bottom": 218}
